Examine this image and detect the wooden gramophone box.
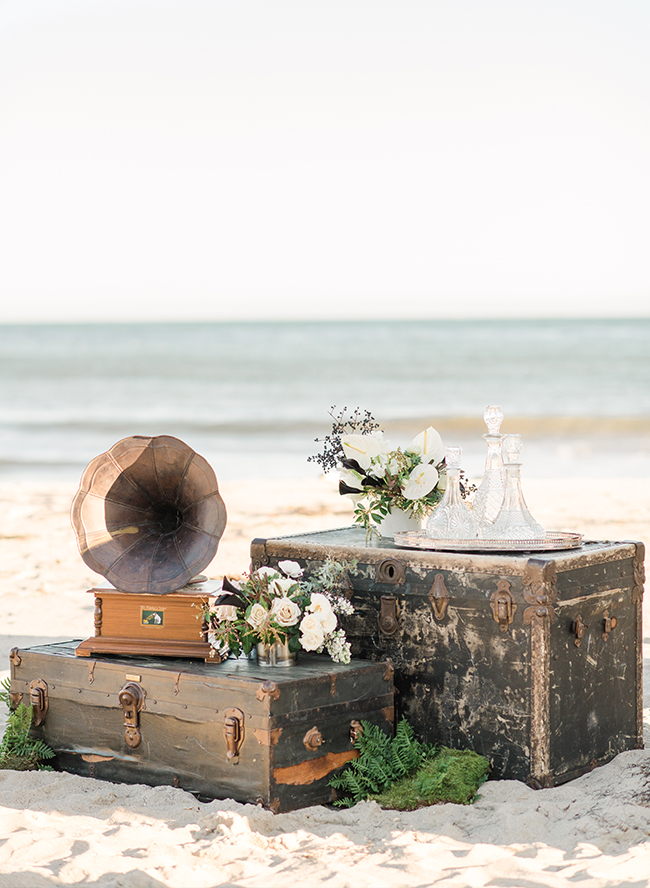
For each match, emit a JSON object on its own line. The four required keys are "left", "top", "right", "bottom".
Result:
{"left": 74, "top": 579, "right": 224, "bottom": 663}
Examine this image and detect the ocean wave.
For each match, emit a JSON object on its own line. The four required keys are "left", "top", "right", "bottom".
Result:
{"left": 2, "top": 414, "right": 650, "bottom": 438}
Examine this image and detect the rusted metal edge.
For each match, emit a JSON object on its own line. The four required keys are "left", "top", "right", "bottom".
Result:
{"left": 524, "top": 557, "right": 556, "bottom": 785}
{"left": 528, "top": 608, "right": 552, "bottom": 784}
{"left": 634, "top": 542, "right": 645, "bottom": 748}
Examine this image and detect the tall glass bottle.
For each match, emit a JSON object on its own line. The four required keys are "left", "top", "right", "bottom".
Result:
{"left": 426, "top": 446, "right": 478, "bottom": 540}
{"left": 483, "top": 435, "right": 545, "bottom": 541}
{"left": 472, "top": 405, "right": 506, "bottom": 534}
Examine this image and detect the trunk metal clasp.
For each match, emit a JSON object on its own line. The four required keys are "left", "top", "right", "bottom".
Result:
{"left": 379, "top": 595, "right": 399, "bottom": 636}
{"left": 490, "top": 580, "right": 517, "bottom": 633}
{"left": 29, "top": 679, "right": 48, "bottom": 726}
{"left": 224, "top": 707, "right": 245, "bottom": 761}
{"left": 118, "top": 681, "right": 146, "bottom": 749}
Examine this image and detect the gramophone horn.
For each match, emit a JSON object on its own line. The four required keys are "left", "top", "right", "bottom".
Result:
{"left": 71, "top": 435, "right": 227, "bottom": 594}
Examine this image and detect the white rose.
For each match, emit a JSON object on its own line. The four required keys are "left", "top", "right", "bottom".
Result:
{"left": 278, "top": 560, "right": 303, "bottom": 579}
{"left": 255, "top": 566, "right": 280, "bottom": 580}
{"left": 402, "top": 463, "right": 439, "bottom": 500}
{"left": 341, "top": 432, "right": 385, "bottom": 471}
{"left": 212, "top": 604, "right": 238, "bottom": 622}
{"left": 246, "top": 602, "right": 269, "bottom": 630}
{"left": 406, "top": 427, "right": 445, "bottom": 466}
{"left": 308, "top": 593, "right": 337, "bottom": 634}
{"left": 270, "top": 597, "right": 301, "bottom": 627}
{"left": 271, "top": 576, "right": 297, "bottom": 596}
{"left": 299, "top": 613, "right": 325, "bottom": 651}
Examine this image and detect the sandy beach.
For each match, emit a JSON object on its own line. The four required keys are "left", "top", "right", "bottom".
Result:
{"left": 1, "top": 475, "right": 650, "bottom": 887}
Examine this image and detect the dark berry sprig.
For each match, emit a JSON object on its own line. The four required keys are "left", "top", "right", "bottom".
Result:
{"left": 307, "top": 406, "right": 380, "bottom": 473}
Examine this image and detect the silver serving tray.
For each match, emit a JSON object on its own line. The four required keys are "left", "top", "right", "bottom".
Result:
{"left": 393, "top": 531, "right": 583, "bottom": 553}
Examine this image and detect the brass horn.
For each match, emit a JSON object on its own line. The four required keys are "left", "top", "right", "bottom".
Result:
{"left": 71, "top": 435, "right": 227, "bottom": 594}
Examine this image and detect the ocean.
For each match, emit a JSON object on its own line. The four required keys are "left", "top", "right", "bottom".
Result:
{"left": 1, "top": 318, "right": 649, "bottom": 484}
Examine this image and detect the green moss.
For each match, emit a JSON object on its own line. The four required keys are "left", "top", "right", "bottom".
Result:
{"left": 369, "top": 747, "right": 489, "bottom": 810}
{"left": 329, "top": 716, "right": 489, "bottom": 809}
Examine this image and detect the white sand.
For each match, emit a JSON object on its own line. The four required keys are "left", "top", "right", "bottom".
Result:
{"left": 1, "top": 476, "right": 650, "bottom": 887}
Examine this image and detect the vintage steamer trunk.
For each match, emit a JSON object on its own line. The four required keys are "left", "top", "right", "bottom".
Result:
{"left": 9, "top": 641, "right": 394, "bottom": 812}
{"left": 251, "top": 530, "right": 645, "bottom": 788}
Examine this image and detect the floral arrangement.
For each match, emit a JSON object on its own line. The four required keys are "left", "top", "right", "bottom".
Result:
{"left": 203, "top": 557, "right": 356, "bottom": 664}
{"left": 309, "top": 407, "right": 476, "bottom": 533}
{"left": 309, "top": 407, "right": 454, "bottom": 532}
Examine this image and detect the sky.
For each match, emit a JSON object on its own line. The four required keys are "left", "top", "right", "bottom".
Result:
{"left": 0, "top": 0, "right": 649, "bottom": 323}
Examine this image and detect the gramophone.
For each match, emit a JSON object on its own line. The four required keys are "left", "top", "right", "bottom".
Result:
{"left": 71, "top": 435, "right": 228, "bottom": 662}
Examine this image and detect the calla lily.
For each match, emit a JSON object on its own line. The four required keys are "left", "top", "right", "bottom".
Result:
{"left": 341, "top": 432, "right": 385, "bottom": 471}
{"left": 406, "top": 426, "right": 444, "bottom": 465}
{"left": 402, "top": 463, "right": 439, "bottom": 500}
{"left": 338, "top": 469, "right": 364, "bottom": 494}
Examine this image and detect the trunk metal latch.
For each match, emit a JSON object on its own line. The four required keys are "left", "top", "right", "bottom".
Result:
{"left": 490, "top": 580, "right": 517, "bottom": 633}
{"left": 118, "top": 681, "right": 146, "bottom": 749}
{"left": 378, "top": 595, "right": 399, "bottom": 636}
{"left": 223, "top": 707, "right": 245, "bottom": 761}
{"left": 429, "top": 574, "right": 451, "bottom": 622}
{"left": 29, "top": 679, "right": 48, "bottom": 726}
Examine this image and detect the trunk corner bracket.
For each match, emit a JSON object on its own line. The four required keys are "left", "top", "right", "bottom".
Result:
{"left": 256, "top": 680, "right": 280, "bottom": 702}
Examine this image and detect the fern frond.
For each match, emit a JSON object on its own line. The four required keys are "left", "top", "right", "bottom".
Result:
{"left": 0, "top": 702, "right": 55, "bottom": 771}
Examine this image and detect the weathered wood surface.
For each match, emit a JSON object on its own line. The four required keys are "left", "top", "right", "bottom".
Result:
{"left": 10, "top": 641, "right": 394, "bottom": 812}
{"left": 252, "top": 530, "right": 644, "bottom": 787}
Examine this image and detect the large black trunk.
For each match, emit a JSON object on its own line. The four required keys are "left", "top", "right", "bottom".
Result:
{"left": 251, "top": 530, "right": 644, "bottom": 788}
{"left": 9, "top": 641, "right": 394, "bottom": 812}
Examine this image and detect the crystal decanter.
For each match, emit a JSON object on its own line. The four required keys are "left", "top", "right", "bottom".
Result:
{"left": 483, "top": 435, "right": 545, "bottom": 541}
{"left": 426, "top": 446, "right": 478, "bottom": 540}
{"left": 472, "top": 405, "right": 506, "bottom": 534}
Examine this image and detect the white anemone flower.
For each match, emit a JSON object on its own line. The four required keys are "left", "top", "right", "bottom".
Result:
{"left": 277, "top": 560, "right": 303, "bottom": 579}
{"left": 406, "top": 427, "right": 444, "bottom": 466}
{"left": 402, "top": 463, "right": 439, "bottom": 500}
{"left": 341, "top": 432, "right": 385, "bottom": 471}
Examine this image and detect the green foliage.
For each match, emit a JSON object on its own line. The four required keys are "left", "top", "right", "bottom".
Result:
{"left": 0, "top": 677, "right": 11, "bottom": 708}
{"left": 329, "top": 718, "right": 434, "bottom": 806}
{"left": 0, "top": 682, "right": 55, "bottom": 772}
{"left": 329, "top": 717, "right": 489, "bottom": 809}
{"left": 370, "top": 747, "right": 490, "bottom": 810}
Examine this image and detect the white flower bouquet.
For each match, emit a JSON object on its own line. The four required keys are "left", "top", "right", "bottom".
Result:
{"left": 203, "top": 557, "right": 356, "bottom": 664}
{"left": 309, "top": 407, "right": 473, "bottom": 533}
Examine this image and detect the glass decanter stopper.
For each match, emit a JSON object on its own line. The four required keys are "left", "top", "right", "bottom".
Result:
{"left": 472, "top": 405, "right": 506, "bottom": 532}
{"left": 483, "top": 435, "right": 545, "bottom": 541}
{"left": 426, "top": 446, "right": 478, "bottom": 540}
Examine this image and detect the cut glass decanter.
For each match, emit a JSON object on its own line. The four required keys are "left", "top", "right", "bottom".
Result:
{"left": 472, "top": 405, "right": 506, "bottom": 533}
{"left": 426, "top": 446, "right": 478, "bottom": 540}
{"left": 482, "top": 435, "right": 545, "bottom": 541}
